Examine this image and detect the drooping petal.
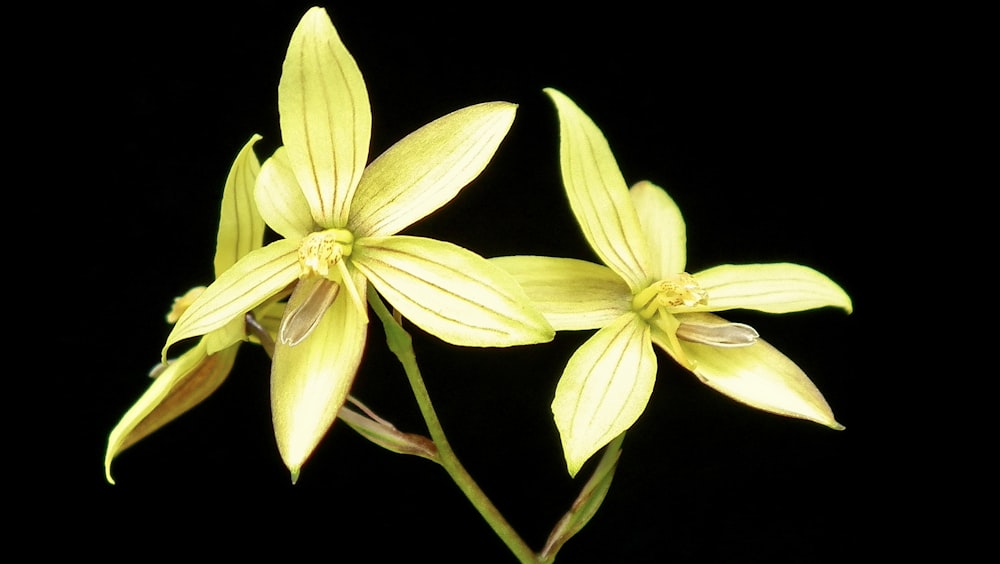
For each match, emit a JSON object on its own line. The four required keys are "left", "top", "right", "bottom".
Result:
{"left": 279, "top": 6, "right": 371, "bottom": 228}
{"left": 552, "top": 312, "right": 656, "bottom": 477}
{"left": 353, "top": 236, "right": 554, "bottom": 347}
{"left": 271, "top": 270, "right": 368, "bottom": 481}
{"left": 652, "top": 312, "right": 843, "bottom": 429}
{"left": 163, "top": 239, "right": 300, "bottom": 359}
{"left": 692, "top": 263, "right": 853, "bottom": 314}
{"left": 630, "top": 180, "right": 687, "bottom": 277}
{"left": 349, "top": 102, "right": 517, "bottom": 237}
{"left": 214, "top": 134, "right": 265, "bottom": 277}
{"left": 544, "top": 88, "right": 650, "bottom": 292}
{"left": 256, "top": 146, "right": 316, "bottom": 239}
{"left": 105, "top": 341, "right": 239, "bottom": 484}
{"left": 490, "top": 256, "right": 631, "bottom": 331}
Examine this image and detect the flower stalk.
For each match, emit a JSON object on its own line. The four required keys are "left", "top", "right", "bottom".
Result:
{"left": 366, "top": 287, "right": 539, "bottom": 563}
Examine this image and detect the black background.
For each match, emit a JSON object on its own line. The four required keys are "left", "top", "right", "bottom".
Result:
{"left": 39, "top": 2, "right": 877, "bottom": 562}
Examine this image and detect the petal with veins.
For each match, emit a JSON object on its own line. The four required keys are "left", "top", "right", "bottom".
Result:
{"left": 353, "top": 236, "right": 554, "bottom": 347}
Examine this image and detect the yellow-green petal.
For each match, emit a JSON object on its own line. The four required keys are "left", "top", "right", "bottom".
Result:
{"left": 653, "top": 312, "right": 843, "bottom": 429}
{"left": 256, "top": 146, "right": 316, "bottom": 239}
{"left": 630, "top": 180, "right": 687, "bottom": 277}
{"left": 279, "top": 6, "right": 371, "bottom": 228}
{"left": 692, "top": 263, "right": 853, "bottom": 314}
{"left": 490, "top": 256, "right": 631, "bottom": 331}
{"left": 353, "top": 236, "right": 554, "bottom": 347}
{"left": 349, "top": 102, "right": 517, "bottom": 237}
{"left": 271, "top": 271, "right": 368, "bottom": 481}
{"left": 163, "top": 239, "right": 300, "bottom": 359}
{"left": 553, "top": 312, "right": 655, "bottom": 477}
{"left": 214, "top": 134, "right": 265, "bottom": 277}
{"left": 105, "top": 340, "right": 239, "bottom": 484}
{"left": 544, "top": 87, "right": 650, "bottom": 292}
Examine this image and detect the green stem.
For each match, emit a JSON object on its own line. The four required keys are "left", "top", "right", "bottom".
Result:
{"left": 367, "top": 289, "right": 538, "bottom": 563}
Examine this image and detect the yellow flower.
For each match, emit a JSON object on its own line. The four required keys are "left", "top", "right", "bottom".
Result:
{"left": 161, "top": 7, "right": 553, "bottom": 481}
{"left": 106, "top": 135, "right": 269, "bottom": 484}
{"left": 493, "top": 88, "right": 852, "bottom": 476}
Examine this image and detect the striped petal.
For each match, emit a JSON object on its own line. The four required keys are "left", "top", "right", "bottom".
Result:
{"left": 552, "top": 312, "right": 655, "bottom": 477}
{"left": 271, "top": 270, "right": 368, "bottom": 481}
{"left": 652, "top": 312, "right": 843, "bottom": 429}
{"left": 163, "top": 239, "right": 300, "bottom": 359}
{"left": 105, "top": 341, "right": 238, "bottom": 484}
{"left": 350, "top": 102, "right": 517, "bottom": 237}
{"left": 692, "top": 263, "right": 853, "bottom": 314}
{"left": 490, "top": 256, "right": 631, "bottom": 331}
{"left": 630, "top": 180, "right": 687, "bottom": 277}
{"left": 279, "top": 7, "right": 371, "bottom": 227}
{"left": 256, "top": 146, "right": 316, "bottom": 239}
{"left": 352, "top": 236, "right": 554, "bottom": 347}
{"left": 544, "top": 88, "right": 650, "bottom": 291}
{"left": 214, "top": 134, "right": 265, "bottom": 276}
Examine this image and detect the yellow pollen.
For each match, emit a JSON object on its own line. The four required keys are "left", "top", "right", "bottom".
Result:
{"left": 298, "top": 228, "right": 354, "bottom": 279}
{"left": 166, "top": 286, "right": 206, "bottom": 324}
{"left": 632, "top": 273, "right": 708, "bottom": 319}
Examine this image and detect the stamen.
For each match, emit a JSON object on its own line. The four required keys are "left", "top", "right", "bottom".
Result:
{"left": 336, "top": 258, "right": 369, "bottom": 322}
{"left": 298, "top": 228, "right": 354, "bottom": 278}
{"left": 166, "top": 286, "right": 206, "bottom": 324}
{"left": 632, "top": 273, "right": 708, "bottom": 319}
{"left": 649, "top": 310, "right": 697, "bottom": 370}
{"left": 676, "top": 321, "right": 759, "bottom": 348}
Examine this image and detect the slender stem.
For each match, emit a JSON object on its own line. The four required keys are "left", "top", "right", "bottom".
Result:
{"left": 366, "top": 289, "right": 539, "bottom": 563}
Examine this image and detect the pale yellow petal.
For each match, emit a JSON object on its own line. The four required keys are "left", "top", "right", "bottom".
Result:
{"left": 271, "top": 271, "right": 368, "bottom": 480}
{"left": 105, "top": 341, "right": 239, "bottom": 484}
{"left": 353, "top": 236, "right": 554, "bottom": 347}
{"left": 652, "top": 312, "right": 843, "bottom": 429}
{"left": 256, "top": 146, "right": 316, "bottom": 239}
{"left": 544, "top": 88, "right": 650, "bottom": 291}
{"left": 350, "top": 102, "right": 517, "bottom": 237}
{"left": 163, "top": 239, "right": 300, "bottom": 359}
{"left": 490, "top": 256, "right": 631, "bottom": 331}
{"left": 692, "top": 263, "right": 853, "bottom": 314}
{"left": 214, "top": 134, "right": 265, "bottom": 276}
{"left": 552, "top": 312, "right": 655, "bottom": 476}
{"left": 630, "top": 180, "right": 687, "bottom": 277}
{"left": 279, "top": 6, "right": 371, "bottom": 227}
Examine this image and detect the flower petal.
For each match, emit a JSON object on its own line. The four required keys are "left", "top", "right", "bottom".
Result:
{"left": 279, "top": 6, "right": 371, "bottom": 227}
{"left": 349, "top": 102, "right": 517, "bottom": 237}
{"left": 163, "top": 239, "right": 300, "bottom": 359}
{"left": 271, "top": 271, "right": 368, "bottom": 481}
{"left": 105, "top": 341, "right": 239, "bottom": 484}
{"left": 490, "top": 256, "right": 631, "bottom": 331}
{"left": 630, "top": 180, "right": 687, "bottom": 277}
{"left": 353, "top": 236, "right": 554, "bottom": 347}
{"left": 214, "top": 134, "right": 265, "bottom": 276}
{"left": 692, "top": 263, "right": 853, "bottom": 314}
{"left": 256, "top": 146, "right": 316, "bottom": 239}
{"left": 652, "top": 312, "right": 843, "bottom": 429}
{"left": 544, "top": 88, "right": 651, "bottom": 291}
{"left": 552, "top": 312, "right": 655, "bottom": 477}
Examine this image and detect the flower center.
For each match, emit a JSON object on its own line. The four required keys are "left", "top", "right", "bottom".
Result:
{"left": 298, "top": 228, "right": 354, "bottom": 279}
{"left": 631, "top": 273, "right": 708, "bottom": 320}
